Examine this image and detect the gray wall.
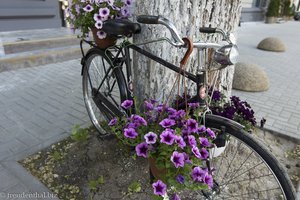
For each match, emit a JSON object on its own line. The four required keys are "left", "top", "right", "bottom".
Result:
{"left": 0, "top": 0, "right": 62, "bottom": 32}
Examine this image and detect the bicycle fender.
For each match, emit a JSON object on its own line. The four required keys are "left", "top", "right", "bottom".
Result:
{"left": 204, "top": 114, "right": 245, "bottom": 132}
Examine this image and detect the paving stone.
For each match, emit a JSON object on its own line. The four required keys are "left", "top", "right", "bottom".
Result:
{"left": 0, "top": 169, "right": 19, "bottom": 191}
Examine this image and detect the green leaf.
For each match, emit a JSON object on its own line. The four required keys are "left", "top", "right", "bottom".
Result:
{"left": 128, "top": 181, "right": 141, "bottom": 193}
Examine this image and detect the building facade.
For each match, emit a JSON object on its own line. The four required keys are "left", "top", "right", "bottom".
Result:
{"left": 0, "top": 0, "right": 62, "bottom": 32}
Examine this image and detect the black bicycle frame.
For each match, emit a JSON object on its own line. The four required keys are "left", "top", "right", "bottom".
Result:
{"left": 124, "top": 43, "right": 206, "bottom": 105}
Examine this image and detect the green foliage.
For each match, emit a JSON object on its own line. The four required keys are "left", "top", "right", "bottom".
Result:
{"left": 71, "top": 124, "right": 89, "bottom": 143}
{"left": 266, "top": 0, "right": 280, "bottom": 17}
{"left": 127, "top": 181, "right": 142, "bottom": 193}
{"left": 282, "top": 0, "right": 292, "bottom": 16}
{"left": 51, "top": 150, "right": 64, "bottom": 161}
{"left": 88, "top": 175, "right": 104, "bottom": 192}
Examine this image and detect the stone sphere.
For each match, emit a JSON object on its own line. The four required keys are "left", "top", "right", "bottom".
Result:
{"left": 233, "top": 62, "right": 269, "bottom": 92}
{"left": 257, "top": 37, "right": 286, "bottom": 52}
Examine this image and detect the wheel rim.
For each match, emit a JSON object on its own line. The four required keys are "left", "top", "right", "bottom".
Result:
{"left": 83, "top": 53, "right": 122, "bottom": 135}
{"left": 202, "top": 130, "right": 288, "bottom": 199}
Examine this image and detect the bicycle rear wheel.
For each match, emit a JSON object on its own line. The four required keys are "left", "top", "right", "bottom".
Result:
{"left": 82, "top": 48, "right": 128, "bottom": 135}
{"left": 189, "top": 114, "right": 296, "bottom": 200}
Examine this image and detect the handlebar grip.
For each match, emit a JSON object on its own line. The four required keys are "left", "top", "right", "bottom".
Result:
{"left": 199, "top": 27, "right": 217, "bottom": 33}
{"left": 137, "top": 15, "right": 159, "bottom": 24}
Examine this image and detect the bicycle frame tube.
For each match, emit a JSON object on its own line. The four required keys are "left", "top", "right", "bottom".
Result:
{"left": 128, "top": 44, "right": 197, "bottom": 83}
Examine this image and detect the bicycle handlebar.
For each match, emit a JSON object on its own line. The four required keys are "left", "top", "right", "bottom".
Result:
{"left": 136, "top": 15, "right": 232, "bottom": 48}
{"left": 137, "top": 15, "right": 185, "bottom": 47}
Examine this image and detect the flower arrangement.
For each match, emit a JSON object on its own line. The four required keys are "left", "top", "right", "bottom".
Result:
{"left": 108, "top": 99, "right": 217, "bottom": 199}
{"left": 66, "top": 0, "right": 134, "bottom": 39}
{"left": 209, "top": 90, "right": 256, "bottom": 132}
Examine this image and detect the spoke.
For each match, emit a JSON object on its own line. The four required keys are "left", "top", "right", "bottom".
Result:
{"left": 220, "top": 187, "right": 282, "bottom": 199}
{"left": 220, "top": 161, "right": 264, "bottom": 187}
{"left": 220, "top": 140, "right": 243, "bottom": 184}
{"left": 225, "top": 173, "right": 274, "bottom": 185}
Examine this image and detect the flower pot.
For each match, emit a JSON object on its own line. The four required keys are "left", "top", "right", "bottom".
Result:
{"left": 265, "top": 17, "right": 276, "bottom": 24}
{"left": 209, "top": 141, "right": 229, "bottom": 158}
{"left": 149, "top": 157, "right": 166, "bottom": 180}
{"left": 91, "top": 28, "right": 117, "bottom": 49}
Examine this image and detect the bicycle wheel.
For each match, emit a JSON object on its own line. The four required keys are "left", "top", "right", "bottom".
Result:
{"left": 187, "top": 114, "right": 296, "bottom": 200}
{"left": 82, "top": 48, "right": 128, "bottom": 135}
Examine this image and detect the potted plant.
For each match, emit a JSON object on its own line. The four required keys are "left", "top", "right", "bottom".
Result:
{"left": 266, "top": 0, "right": 280, "bottom": 23}
{"left": 108, "top": 99, "right": 217, "bottom": 199}
{"left": 66, "top": 0, "right": 134, "bottom": 48}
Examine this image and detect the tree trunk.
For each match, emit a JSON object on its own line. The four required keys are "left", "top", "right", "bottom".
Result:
{"left": 133, "top": 0, "right": 242, "bottom": 102}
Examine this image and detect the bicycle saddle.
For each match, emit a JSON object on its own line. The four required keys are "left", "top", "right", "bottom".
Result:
{"left": 102, "top": 19, "right": 141, "bottom": 37}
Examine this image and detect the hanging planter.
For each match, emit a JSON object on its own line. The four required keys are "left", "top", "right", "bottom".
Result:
{"left": 91, "top": 28, "right": 117, "bottom": 49}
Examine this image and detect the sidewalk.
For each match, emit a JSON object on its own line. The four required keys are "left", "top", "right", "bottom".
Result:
{"left": 0, "top": 22, "right": 300, "bottom": 199}
{"left": 232, "top": 21, "right": 300, "bottom": 140}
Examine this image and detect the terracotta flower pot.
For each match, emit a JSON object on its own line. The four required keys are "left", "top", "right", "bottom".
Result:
{"left": 149, "top": 157, "right": 166, "bottom": 180}
{"left": 91, "top": 28, "right": 117, "bottom": 49}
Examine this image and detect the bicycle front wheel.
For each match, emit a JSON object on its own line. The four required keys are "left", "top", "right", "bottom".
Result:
{"left": 82, "top": 48, "right": 128, "bottom": 135}
{"left": 196, "top": 114, "right": 297, "bottom": 200}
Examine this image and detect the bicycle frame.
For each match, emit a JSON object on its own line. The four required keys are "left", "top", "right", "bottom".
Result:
{"left": 119, "top": 42, "right": 207, "bottom": 107}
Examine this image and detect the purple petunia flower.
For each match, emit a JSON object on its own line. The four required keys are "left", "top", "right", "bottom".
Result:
{"left": 191, "top": 146, "right": 201, "bottom": 159}
{"left": 107, "top": 0, "right": 114, "bottom": 6}
{"left": 144, "top": 101, "right": 154, "bottom": 110}
{"left": 132, "top": 115, "right": 147, "bottom": 126}
{"left": 96, "top": 30, "right": 106, "bottom": 39}
{"left": 206, "top": 128, "right": 216, "bottom": 139}
{"left": 188, "top": 102, "right": 200, "bottom": 109}
{"left": 186, "top": 119, "right": 198, "bottom": 133}
{"left": 124, "top": 0, "right": 133, "bottom": 6}
{"left": 108, "top": 117, "right": 117, "bottom": 126}
{"left": 159, "top": 118, "right": 176, "bottom": 128}
{"left": 121, "top": 100, "right": 133, "bottom": 109}
{"left": 199, "top": 137, "right": 211, "bottom": 147}
{"left": 121, "top": 6, "right": 129, "bottom": 17}
{"left": 135, "top": 142, "right": 148, "bottom": 158}
{"left": 176, "top": 174, "right": 185, "bottom": 184}
{"left": 199, "top": 147, "right": 209, "bottom": 160}
{"left": 83, "top": 4, "right": 93, "bottom": 12}
{"left": 183, "top": 152, "right": 192, "bottom": 164}
{"left": 152, "top": 180, "right": 167, "bottom": 196}
{"left": 99, "top": 7, "right": 110, "bottom": 18}
{"left": 167, "top": 108, "right": 177, "bottom": 118}
{"left": 188, "top": 135, "right": 197, "bottom": 147}
{"left": 94, "top": 20, "right": 103, "bottom": 29}
{"left": 176, "top": 110, "right": 186, "bottom": 119}
{"left": 160, "top": 129, "right": 175, "bottom": 145}
{"left": 170, "top": 151, "right": 185, "bottom": 168}
{"left": 204, "top": 173, "right": 213, "bottom": 188}
{"left": 175, "top": 135, "right": 186, "bottom": 149}
{"left": 171, "top": 193, "right": 181, "bottom": 200}
{"left": 75, "top": 4, "right": 81, "bottom": 14}
{"left": 198, "top": 125, "right": 206, "bottom": 134}
{"left": 93, "top": 13, "right": 102, "bottom": 22}
{"left": 123, "top": 128, "right": 138, "bottom": 139}
{"left": 144, "top": 132, "right": 157, "bottom": 144}
{"left": 191, "top": 166, "right": 206, "bottom": 182}
{"left": 155, "top": 104, "right": 166, "bottom": 112}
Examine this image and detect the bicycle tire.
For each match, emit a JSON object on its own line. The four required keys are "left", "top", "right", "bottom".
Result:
{"left": 192, "top": 114, "right": 297, "bottom": 200}
{"left": 82, "top": 48, "right": 128, "bottom": 135}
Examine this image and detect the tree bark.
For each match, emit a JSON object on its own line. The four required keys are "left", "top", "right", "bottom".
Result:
{"left": 133, "top": 0, "right": 242, "bottom": 102}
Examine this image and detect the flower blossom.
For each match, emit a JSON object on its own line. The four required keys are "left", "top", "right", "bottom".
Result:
{"left": 108, "top": 117, "right": 117, "bottom": 126}
{"left": 144, "top": 101, "right": 154, "bottom": 110}
{"left": 171, "top": 193, "right": 181, "bottom": 200}
{"left": 96, "top": 31, "right": 106, "bottom": 39}
{"left": 135, "top": 142, "right": 148, "bottom": 158}
{"left": 83, "top": 4, "right": 93, "bottom": 12}
{"left": 188, "top": 135, "right": 197, "bottom": 147}
{"left": 159, "top": 118, "right": 175, "bottom": 128}
{"left": 94, "top": 20, "right": 103, "bottom": 29}
{"left": 191, "top": 166, "right": 207, "bottom": 182}
{"left": 99, "top": 7, "right": 110, "bottom": 19}
{"left": 144, "top": 132, "right": 157, "bottom": 144}
{"left": 170, "top": 151, "right": 185, "bottom": 168}
{"left": 199, "top": 137, "right": 211, "bottom": 147}
{"left": 152, "top": 180, "right": 167, "bottom": 196}
{"left": 121, "top": 100, "right": 133, "bottom": 109}
{"left": 160, "top": 129, "right": 175, "bottom": 145}
{"left": 176, "top": 175, "right": 185, "bottom": 184}
{"left": 206, "top": 128, "right": 216, "bottom": 139}
{"left": 175, "top": 135, "right": 186, "bottom": 149}
{"left": 123, "top": 128, "right": 137, "bottom": 139}
{"left": 186, "top": 119, "right": 198, "bottom": 133}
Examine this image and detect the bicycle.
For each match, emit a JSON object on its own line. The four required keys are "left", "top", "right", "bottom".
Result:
{"left": 80, "top": 15, "right": 296, "bottom": 199}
